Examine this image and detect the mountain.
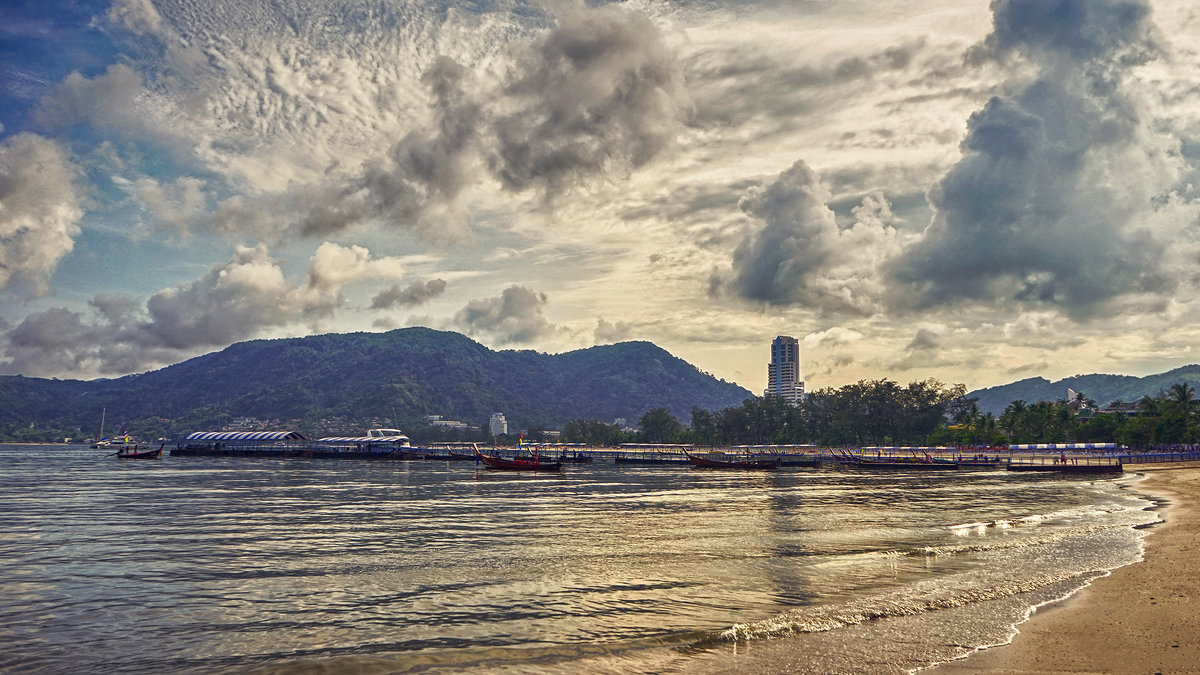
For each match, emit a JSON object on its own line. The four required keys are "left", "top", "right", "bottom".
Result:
{"left": 966, "top": 364, "right": 1200, "bottom": 416}
{"left": 0, "top": 328, "right": 753, "bottom": 441}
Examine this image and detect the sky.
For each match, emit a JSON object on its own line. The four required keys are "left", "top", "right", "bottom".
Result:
{"left": 1, "top": 0, "right": 1199, "bottom": 396}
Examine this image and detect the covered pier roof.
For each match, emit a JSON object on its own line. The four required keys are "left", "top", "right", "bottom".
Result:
{"left": 184, "top": 431, "right": 309, "bottom": 441}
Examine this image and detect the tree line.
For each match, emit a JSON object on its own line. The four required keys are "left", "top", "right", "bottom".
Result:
{"left": 8, "top": 376, "right": 1199, "bottom": 448}
{"left": 937, "top": 382, "right": 1200, "bottom": 448}
{"left": 561, "top": 379, "right": 1200, "bottom": 448}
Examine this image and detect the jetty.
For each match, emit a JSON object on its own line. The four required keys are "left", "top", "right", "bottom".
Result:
{"left": 163, "top": 433, "right": 1200, "bottom": 474}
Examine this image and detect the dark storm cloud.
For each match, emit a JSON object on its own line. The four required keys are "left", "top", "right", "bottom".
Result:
{"left": 981, "top": 0, "right": 1155, "bottom": 62}
{"left": 370, "top": 279, "right": 447, "bottom": 310}
{"left": 453, "top": 285, "right": 556, "bottom": 344}
{"left": 887, "top": 0, "right": 1171, "bottom": 319}
{"left": 487, "top": 3, "right": 690, "bottom": 196}
{"left": 720, "top": 160, "right": 838, "bottom": 304}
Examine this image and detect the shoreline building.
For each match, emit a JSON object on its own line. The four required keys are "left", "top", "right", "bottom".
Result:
{"left": 489, "top": 412, "right": 508, "bottom": 437}
{"left": 764, "top": 335, "right": 805, "bottom": 404}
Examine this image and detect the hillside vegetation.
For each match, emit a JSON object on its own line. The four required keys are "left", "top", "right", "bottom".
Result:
{"left": 0, "top": 328, "right": 752, "bottom": 442}
{"left": 967, "top": 365, "right": 1200, "bottom": 416}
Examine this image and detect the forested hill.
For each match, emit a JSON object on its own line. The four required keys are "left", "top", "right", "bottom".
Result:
{"left": 967, "top": 364, "right": 1200, "bottom": 416}
{"left": 0, "top": 328, "right": 752, "bottom": 441}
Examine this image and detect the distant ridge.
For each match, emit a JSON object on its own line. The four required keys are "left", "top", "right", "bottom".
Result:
{"left": 967, "top": 364, "right": 1200, "bottom": 416}
{"left": 0, "top": 327, "right": 752, "bottom": 440}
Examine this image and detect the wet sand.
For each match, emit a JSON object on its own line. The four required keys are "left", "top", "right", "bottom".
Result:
{"left": 933, "top": 464, "right": 1200, "bottom": 674}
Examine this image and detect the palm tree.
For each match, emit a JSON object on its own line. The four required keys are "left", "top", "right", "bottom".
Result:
{"left": 1165, "top": 383, "right": 1198, "bottom": 443}
{"left": 1000, "top": 400, "right": 1028, "bottom": 442}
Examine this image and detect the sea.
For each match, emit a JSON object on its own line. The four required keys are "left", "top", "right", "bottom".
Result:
{"left": 0, "top": 444, "right": 1161, "bottom": 674}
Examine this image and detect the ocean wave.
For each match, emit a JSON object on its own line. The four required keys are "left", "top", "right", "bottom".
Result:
{"left": 704, "top": 567, "right": 1095, "bottom": 645}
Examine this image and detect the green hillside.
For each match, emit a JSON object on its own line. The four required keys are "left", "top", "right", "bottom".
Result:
{"left": 0, "top": 328, "right": 752, "bottom": 442}
{"left": 968, "top": 364, "right": 1200, "bottom": 416}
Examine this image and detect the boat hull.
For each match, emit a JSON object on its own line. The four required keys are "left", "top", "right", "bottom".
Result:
{"left": 687, "top": 453, "right": 781, "bottom": 470}
{"left": 117, "top": 447, "right": 162, "bottom": 459}
{"left": 849, "top": 459, "right": 959, "bottom": 470}
{"left": 476, "top": 452, "right": 562, "bottom": 471}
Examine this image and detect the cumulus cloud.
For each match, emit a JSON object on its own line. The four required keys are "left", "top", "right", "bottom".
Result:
{"left": 594, "top": 317, "right": 633, "bottom": 343}
{"left": 0, "top": 133, "right": 83, "bottom": 294}
{"left": 1, "top": 242, "right": 406, "bottom": 375}
{"left": 130, "top": 175, "right": 211, "bottom": 235}
{"left": 303, "top": 241, "right": 406, "bottom": 300}
{"left": 887, "top": 0, "right": 1180, "bottom": 319}
{"left": 32, "top": 64, "right": 145, "bottom": 132}
{"left": 140, "top": 244, "right": 303, "bottom": 350}
{"left": 714, "top": 161, "right": 907, "bottom": 314}
{"left": 453, "top": 285, "right": 556, "bottom": 344}
{"left": 804, "top": 327, "right": 865, "bottom": 350}
{"left": 370, "top": 279, "right": 448, "bottom": 310}
{"left": 724, "top": 161, "right": 839, "bottom": 304}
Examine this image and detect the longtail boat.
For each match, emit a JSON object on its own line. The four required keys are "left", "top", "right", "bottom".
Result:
{"left": 117, "top": 443, "right": 163, "bottom": 459}
{"left": 475, "top": 450, "right": 562, "bottom": 472}
{"left": 851, "top": 455, "right": 958, "bottom": 470}
{"left": 686, "top": 452, "right": 781, "bottom": 470}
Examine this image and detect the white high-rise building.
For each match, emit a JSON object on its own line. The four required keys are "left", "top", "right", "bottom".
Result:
{"left": 489, "top": 412, "right": 508, "bottom": 436}
{"left": 763, "top": 335, "right": 805, "bottom": 404}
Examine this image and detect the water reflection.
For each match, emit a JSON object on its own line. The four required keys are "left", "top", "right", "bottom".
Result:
{"left": 0, "top": 445, "right": 1150, "bottom": 674}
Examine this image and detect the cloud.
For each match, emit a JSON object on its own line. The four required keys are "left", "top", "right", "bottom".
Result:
{"left": 804, "top": 327, "right": 865, "bottom": 350}
{"left": 0, "top": 133, "right": 83, "bottom": 294}
{"left": 488, "top": 2, "right": 691, "bottom": 197}
{"left": 887, "top": 0, "right": 1180, "bottom": 319}
{"left": 129, "top": 175, "right": 211, "bottom": 235}
{"left": 32, "top": 64, "right": 145, "bottom": 132}
{"left": 3, "top": 307, "right": 95, "bottom": 374}
{"left": 370, "top": 279, "right": 448, "bottom": 310}
{"left": 905, "top": 327, "right": 942, "bottom": 353}
{"left": 453, "top": 285, "right": 556, "bottom": 344}
{"left": 295, "top": 56, "right": 484, "bottom": 241}
{"left": 684, "top": 37, "right": 940, "bottom": 131}
{"left": 979, "top": 0, "right": 1156, "bottom": 62}
{"left": 1, "top": 242, "right": 407, "bottom": 375}
{"left": 594, "top": 317, "right": 633, "bottom": 343}
{"left": 713, "top": 161, "right": 906, "bottom": 315}
{"left": 171, "top": 0, "right": 695, "bottom": 247}
{"left": 140, "top": 244, "right": 303, "bottom": 351}
{"left": 722, "top": 160, "right": 840, "bottom": 304}
{"left": 303, "top": 241, "right": 406, "bottom": 297}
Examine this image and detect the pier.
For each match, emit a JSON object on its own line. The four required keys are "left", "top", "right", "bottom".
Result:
{"left": 161, "top": 434, "right": 1200, "bottom": 474}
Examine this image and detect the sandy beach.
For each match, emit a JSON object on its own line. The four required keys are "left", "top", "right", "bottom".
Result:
{"left": 933, "top": 464, "right": 1200, "bottom": 674}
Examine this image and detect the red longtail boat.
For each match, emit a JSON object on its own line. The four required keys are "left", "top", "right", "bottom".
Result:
{"left": 475, "top": 450, "right": 562, "bottom": 472}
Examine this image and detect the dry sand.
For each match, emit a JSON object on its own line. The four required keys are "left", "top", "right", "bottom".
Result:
{"left": 933, "top": 464, "right": 1200, "bottom": 675}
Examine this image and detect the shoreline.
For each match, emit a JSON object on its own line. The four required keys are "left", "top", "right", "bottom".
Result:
{"left": 932, "top": 463, "right": 1200, "bottom": 674}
